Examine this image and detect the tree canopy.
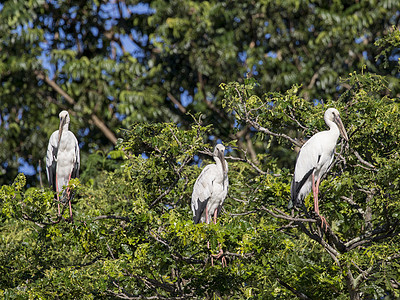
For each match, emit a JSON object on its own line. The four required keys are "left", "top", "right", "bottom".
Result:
{"left": 1, "top": 0, "right": 399, "bottom": 184}
{"left": 1, "top": 1, "right": 400, "bottom": 299}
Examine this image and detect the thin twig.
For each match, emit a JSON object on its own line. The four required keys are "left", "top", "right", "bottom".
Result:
{"left": 260, "top": 206, "right": 317, "bottom": 223}
{"left": 167, "top": 92, "right": 186, "bottom": 114}
{"left": 150, "top": 177, "right": 180, "bottom": 207}
{"left": 94, "top": 215, "right": 131, "bottom": 222}
{"left": 353, "top": 150, "right": 376, "bottom": 169}
{"left": 229, "top": 211, "right": 257, "bottom": 217}
{"left": 224, "top": 251, "right": 254, "bottom": 258}
{"left": 340, "top": 196, "right": 365, "bottom": 214}
{"left": 276, "top": 277, "right": 313, "bottom": 300}
{"left": 248, "top": 118, "right": 303, "bottom": 147}
{"left": 38, "top": 160, "right": 43, "bottom": 190}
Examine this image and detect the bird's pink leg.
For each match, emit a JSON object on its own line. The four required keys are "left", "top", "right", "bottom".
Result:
{"left": 68, "top": 199, "right": 73, "bottom": 221}
{"left": 205, "top": 206, "right": 213, "bottom": 266}
{"left": 56, "top": 174, "right": 60, "bottom": 216}
{"left": 66, "top": 173, "right": 73, "bottom": 221}
{"left": 206, "top": 207, "right": 210, "bottom": 251}
{"left": 211, "top": 209, "right": 226, "bottom": 267}
{"left": 315, "top": 177, "right": 320, "bottom": 214}
{"left": 314, "top": 177, "right": 329, "bottom": 231}
{"left": 311, "top": 173, "right": 317, "bottom": 213}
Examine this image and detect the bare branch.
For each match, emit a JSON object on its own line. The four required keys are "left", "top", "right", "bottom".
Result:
{"left": 345, "top": 221, "right": 400, "bottom": 251}
{"left": 353, "top": 164, "right": 376, "bottom": 171}
{"left": 38, "top": 160, "right": 44, "bottom": 190}
{"left": 149, "top": 230, "right": 204, "bottom": 264}
{"left": 224, "top": 251, "right": 254, "bottom": 259}
{"left": 307, "top": 72, "right": 319, "bottom": 89}
{"left": 247, "top": 117, "right": 302, "bottom": 147}
{"left": 229, "top": 211, "right": 257, "bottom": 217}
{"left": 340, "top": 196, "right": 365, "bottom": 214}
{"left": 150, "top": 178, "right": 179, "bottom": 207}
{"left": 231, "top": 84, "right": 303, "bottom": 147}
{"left": 296, "top": 221, "right": 341, "bottom": 265}
{"left": 167, "top": 92, "right": 186, "bottom": 114}
{"left": 35, "top": 71, "right": 118, "bottom": 145}
{"left": 199, "top": 148, "right": 276, "bottom": 176}
{"left": 285, "top": 109, "right": 309, "bottom": 131}
{"left": 94, "top": 215, "right": 131, "bottom": 222}
{"left": 353, "top": 252, "right": 400, "bottom": 288}
{"left": 22, "top": 201, "right": 67, "bottom": 226}
{"left": 276, "top": 277, "right": 314, "bottom": 300}
{"left": 261, "top": 206, "right": 317, "bottom": 223}
{"left": 353, "top": 150, "right": 377, "bottom": 170}
{"left": 106, "top": 242, "right": 115, "bottom": 259}
{"left": 230, "top": 196, "right": 249, "bottom": 204}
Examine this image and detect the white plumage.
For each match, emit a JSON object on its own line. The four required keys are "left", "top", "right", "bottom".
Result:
{"left": 290, "top": 108, "right": 348, "bottom": 225}
{"left": 191, "top": 144, "right": 228, "bottom": 224}
{"left": 46, "top": 110, "right": 80, "bottom": 219}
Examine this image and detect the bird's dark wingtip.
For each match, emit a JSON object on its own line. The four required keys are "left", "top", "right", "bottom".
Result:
{"left": 193, "top": 214, "right": 201, "bottom": 224}
{"left": 192, "top": 197, "right": 209, "bottom": 224}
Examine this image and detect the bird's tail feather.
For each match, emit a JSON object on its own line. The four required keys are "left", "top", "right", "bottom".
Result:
{"left": 289, "top": 168, "right": 315, "bottom": 209}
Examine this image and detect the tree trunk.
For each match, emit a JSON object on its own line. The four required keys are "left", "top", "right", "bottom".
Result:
{"left": 345, "top": 268, "right": 361, "bottom": 300}
{"left": 349, "top": 289, "right": 361, "bottom": 300}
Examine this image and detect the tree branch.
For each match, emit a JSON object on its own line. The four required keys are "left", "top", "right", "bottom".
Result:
{"left": 35, "top": 71, "right": 118, "bottom": 145}
{"left": 198, "top": 148, "right": 273, "bottom": 176}
{"left": 231, "top": 86, "right": 303, "bottom": 147}
{"left": 149, "top": 230, "right": 204, "bottom": 264}
{"left": 340, "top": 195, "right": 365, "bottom": 214}
{"left": 22, "top": 201, "right": 67, "bottom": 226}
{"left": 276, "top": 277, "right": 314, "bottom": 300}
{"left": 296, "top": 221, "right": 341, "bottom": 265}
{"left": 353, "top": 150, "right": 377, "bottom": 170}
{"left": 150, "top": 176, "right": 180, "bottom": 207}
{"left": 247, "top": 116, "right": 302, "bottom": 147}
{"left": 94, "top": 215, "right": 131, "bottom": 222}
{"left": 167, "top": 92, "right": 186, "bottom": 114}
{"left": 229, "top": 211, "right": 257, "bottom": 217}
{"left": 345, "top": 221, "right": 400, "bottom": 251}
{"left": 261, "top": 206, "right": 317, "bottom": 223}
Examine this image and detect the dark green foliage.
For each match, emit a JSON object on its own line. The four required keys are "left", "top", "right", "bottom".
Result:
{"left": 2, "top": 66, "right": 400, "bottom": 298}
{"left": 1, "top": 0, "right": 400, "bottom": 185}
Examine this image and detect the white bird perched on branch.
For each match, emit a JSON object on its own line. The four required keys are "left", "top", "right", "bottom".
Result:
{"left": 46, "top": 110, "right": 80, "bottom": 220}
{"left": 191, "top": 144, "right": 228, "bottom": 266}
{"left": 289, "top": 108, "right": 348, "bottom": 229}
{"left": 191, "top": 144, "right": 228, "bottom": 224}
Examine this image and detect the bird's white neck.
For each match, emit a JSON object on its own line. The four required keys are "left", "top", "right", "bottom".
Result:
{"left": 62, "top": 123, "right": 69, "bottom": 132}
{"left": 58, "top": 124, "right": 70, "bottom": 143}
{"left": 326, "top": 119, "right": 340, "bottom": 140}
{"left": 214, "top": 157, "right": 227, "bottom": 178}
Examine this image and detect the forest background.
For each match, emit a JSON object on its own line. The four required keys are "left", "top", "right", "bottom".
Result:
{"left": 1, "top": 0, "right": 400, "bottom": 299}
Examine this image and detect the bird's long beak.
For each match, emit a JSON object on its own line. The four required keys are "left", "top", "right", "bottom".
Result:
{"left": 218, "top": 150, "right": 227, "bottom": 175}
{"left": 334, "top": 115, "right": 349, "bottom": 141}
{"left": 58, "top": 116, "right": 66, "bottom": 144}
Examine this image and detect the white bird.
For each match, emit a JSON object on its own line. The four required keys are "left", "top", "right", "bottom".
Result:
{"left": 191, "top": 144, "right": 228, "bottom": 266}
{"left": 46, "top": 110, "right": 80, "bottom": 220}
{"left": 289, "top": 108, "right": 348, "bottom": 228}
{"left": 191, "top": 144, "right": 228, "bottom": 225}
